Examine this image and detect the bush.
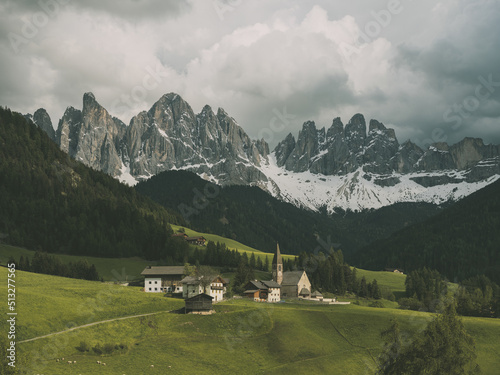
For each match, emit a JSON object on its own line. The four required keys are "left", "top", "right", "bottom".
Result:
{"left": 103, "top": 343, "right": 115, "bottom": 354}
{"left": 76, "top": 341, "right": 90, "bottom": 352}
{"left": 92, "top": 344, "right": 103, "bottom": 355}
{"left": 369, "top": 301, "right": 385, "bottom": 308}
{"left": 398, "top": 297, "right": 423, "bottom": 311}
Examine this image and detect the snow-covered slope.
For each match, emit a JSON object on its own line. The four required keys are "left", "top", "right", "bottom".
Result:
{"left": 257, "top": 154, "right": 500, "bottom": 212}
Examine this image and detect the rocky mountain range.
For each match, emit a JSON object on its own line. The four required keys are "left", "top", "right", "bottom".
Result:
{"left": 25, "top": 92, "right": 500, "bottom": 212}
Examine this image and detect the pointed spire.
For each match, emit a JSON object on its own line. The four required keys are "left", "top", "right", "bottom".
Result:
{"left": 272, "top": 242, "right": 283, "bottom": 285}
{"left": 273, "top": 242, "right": 282, "bottom": 266}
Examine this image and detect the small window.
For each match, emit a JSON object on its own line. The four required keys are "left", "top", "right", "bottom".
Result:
{"left": 154, "top": 281, "right": 157, "bottom": 284}
{"left": 149, "top": 281, "right": 152, "bottom": 284}
{"left": 148, "top": 288, "right": 152, "bottom": 291}
{"left": 155, "top": 288, "right": 158, "bottom": 291}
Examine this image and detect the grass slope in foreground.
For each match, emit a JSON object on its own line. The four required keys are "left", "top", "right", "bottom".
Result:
{"left": 6, "top": 269, "right": 500, "bottom": 374}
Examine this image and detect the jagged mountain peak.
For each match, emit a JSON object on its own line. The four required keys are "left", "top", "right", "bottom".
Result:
{"left": 28, "top": 92, "right": 500, "bottom": 213}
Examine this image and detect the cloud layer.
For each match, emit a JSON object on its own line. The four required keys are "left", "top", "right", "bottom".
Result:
{"left": 1, "top": 0, "right": 499, "bottom": 148}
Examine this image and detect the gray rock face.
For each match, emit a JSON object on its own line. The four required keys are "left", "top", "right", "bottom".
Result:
{"left": 49, "top": 92, "right": 269, "bottom": 186}
{"left": 24, "top": 109, "right": 56, "bottom": 141}
{"left": 56, "top": 93, "right": 125, "bottom": 176}
{"left": 274, "top": 115, "right": 500, "bottom": 177}
{"left": 29, "top": 92, "right": 498, "bottom": 199}
{"left": 123, "top": 93, "right": 269, "bottom": 184}
{"left": 34, "top": 109, "right": 56, "bottom": 141}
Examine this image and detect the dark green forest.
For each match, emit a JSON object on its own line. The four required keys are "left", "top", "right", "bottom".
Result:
{"left": 354, "top": 178, "right": 500, "bottom": 284}
{"left": 0, "top": 107, "right": 185, "bottom": 260}
{"left": 135, "top": 170, "right": 440, "bottom": 256}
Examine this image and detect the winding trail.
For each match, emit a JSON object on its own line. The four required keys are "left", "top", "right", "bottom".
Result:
{"left": 18, "top": 310, "right": 170, "bottom": 344}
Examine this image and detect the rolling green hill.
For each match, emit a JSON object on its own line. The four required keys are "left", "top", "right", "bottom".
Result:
{"left": 354, "top": 178, "right": 500, "bottom": 284}
{"left": 4, "top": 268, "right": 500, "bottom": 374}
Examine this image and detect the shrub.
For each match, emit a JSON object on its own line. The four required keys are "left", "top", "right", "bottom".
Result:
{"left": 92, "top": 344, "right": 103, "bottom": 355}
{"left": 103, "top": 343, "right": 115, "bottom": 354}
{"left": 76, "top": 341, "right": 90, "bottom": 352}
{"left": 369, "top": 301, "right": 384, "bottom": 308}
{"left": 398, "top": 297, "right": 423, "bottom": 311}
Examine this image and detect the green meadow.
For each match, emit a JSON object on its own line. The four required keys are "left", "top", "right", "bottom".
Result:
{"left": 170, "top": 224, "right": 297, "bottom": 262}
{"left": 2, "top": 268, "right": 500, "bottom": 374}
{"left": 0, "top": 243, "right": 156, "bottom": 282}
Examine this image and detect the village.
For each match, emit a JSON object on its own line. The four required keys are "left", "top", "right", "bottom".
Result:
{"left": 141, "top": 243, "right": 349, "bottom": 314}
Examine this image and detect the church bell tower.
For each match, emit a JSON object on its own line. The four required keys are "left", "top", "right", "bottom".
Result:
{"left": 272, "top": 243, "right": 283, "bottom": 285}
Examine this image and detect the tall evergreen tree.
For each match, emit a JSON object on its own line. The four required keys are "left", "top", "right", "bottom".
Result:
{"left": 378, "top": 304, "right": 479, "bottom": 374}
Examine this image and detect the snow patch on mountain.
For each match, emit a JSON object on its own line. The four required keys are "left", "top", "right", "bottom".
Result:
{"left": 258, "top": 153, "right": 500, "bottom": 212}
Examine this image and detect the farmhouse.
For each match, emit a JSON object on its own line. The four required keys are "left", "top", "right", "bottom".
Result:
{"left": 171, "top": 233, "right": 206, "bottom": 246}
{"left": 185, "top": 293, "right": 213, "bottom": 314}
{"left": 385, "top": 268, "right": 404, "bottom": 274}
{"left": 273, "top": 244, "right": 311, "bottom": 298}
{"left": 186, "top": 236, "right": 206, "bottom": 246}
{"left": 181, "top": 275, "right": 229, "bottom": 302}
{"left": 141, "top": 266, "right": 185, "bottom": 293}
{"left": 244, "top": 280, "right": 281, "bottom": 302}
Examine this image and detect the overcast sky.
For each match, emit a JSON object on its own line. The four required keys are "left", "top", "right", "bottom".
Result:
{"left": 1, "top": 0, "right": 499, "bottom": 149}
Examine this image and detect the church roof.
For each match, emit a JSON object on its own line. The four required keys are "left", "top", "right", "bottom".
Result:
{"left": 272, "top": 243, "right": 282, "bottom": 265}
{"left": 141, "top": 266, "right": 184, "bottom": 276}
{"left": 299, "top": 288, "right": 310, "bottom": 295}
{"left": 282, "top": 271, "right": 306, "bottom": 285}
{"left": 261, "top": 280, "right": 281, "bottom": 288}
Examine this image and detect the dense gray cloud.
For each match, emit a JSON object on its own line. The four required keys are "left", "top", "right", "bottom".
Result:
{"left": 0, "top": 0, "right": 499, "bottom": 149}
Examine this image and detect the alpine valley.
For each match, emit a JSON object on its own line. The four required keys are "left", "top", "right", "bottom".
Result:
{"left": 26, "top": 92, "right": 500, "bottom": 213}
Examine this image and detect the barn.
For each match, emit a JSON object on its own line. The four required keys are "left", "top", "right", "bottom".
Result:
{"left": 185, "top": 293, "right": 214, "bottom": 314}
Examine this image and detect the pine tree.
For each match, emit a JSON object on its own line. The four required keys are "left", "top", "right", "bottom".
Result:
{"left": 378, "top": 304, "right": 479, "bottom": 374}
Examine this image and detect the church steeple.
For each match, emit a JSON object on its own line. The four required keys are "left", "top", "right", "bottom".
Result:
{"left": 272, "top": 243, "right": 283, "bottom": 285}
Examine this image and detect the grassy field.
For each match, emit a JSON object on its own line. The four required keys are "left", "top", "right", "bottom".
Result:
{"left": 0, "top": 243, "right": 156, "bottom": 282}
{"left": 4, "top": 268, "right": 500, "bottom": 374}
{"left": 170, "top": 224, "right": 297, "bottom": 262}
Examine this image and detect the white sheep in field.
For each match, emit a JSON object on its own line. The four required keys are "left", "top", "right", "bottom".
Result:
{"left": 102, "top": 363, "right": 106, "bottom": 366}
{"left": 97, "top": 361, "right": 101, "bottom": 364}
{"left": 150, "top": 364, "right": 154, "bottom": 368}
{"left": 67, "top": 361, "right": 72, "bottom": 364}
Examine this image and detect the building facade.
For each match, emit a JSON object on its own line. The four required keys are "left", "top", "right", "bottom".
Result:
{"left": 181, "top": 275, "right": 228, "bottom": 302}
{"left": 272, "top": 244, "right": 311, "bottom": 298}
{"left": 141, "top": 266, "right": 185, "bottom": 293}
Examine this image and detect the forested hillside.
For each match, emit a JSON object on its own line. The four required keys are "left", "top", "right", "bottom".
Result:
{"left": 135, "top": 170, "right": 440, "bottom": 255}
{"left": 354, "top": 178, "right": 500, "bottom": 284}
{"left": 0, "top": 107, "right": 185, "bottom": 260}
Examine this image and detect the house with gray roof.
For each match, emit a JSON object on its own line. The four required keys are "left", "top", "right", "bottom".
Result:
{"left": 181, "top": 275, "right": 229, "bottom": 302}
{"left": 244, "top": 279, "right": 281, "bottom": 302}
{"left": 141, "top": 266, "right": 185, "bottom": 293}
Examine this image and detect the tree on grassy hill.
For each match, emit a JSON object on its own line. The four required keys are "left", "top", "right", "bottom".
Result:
{"left": 400, "top": 268, "right": 447, "bottom": 312}
{"left": 196, "top": 265, "right": 218, "bottom": 294}
{"left": 378, "top": 304, "right": 479, "bottom": 374}
{"left": 232, "top": 260, "right": 255, "bottom": 294}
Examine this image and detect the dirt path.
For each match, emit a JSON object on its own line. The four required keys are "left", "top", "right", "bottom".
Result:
{"left": 18, "top": 310, "right": 170, "bottom": 344}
